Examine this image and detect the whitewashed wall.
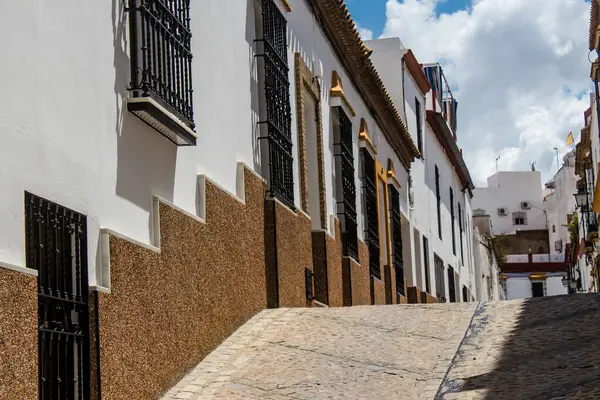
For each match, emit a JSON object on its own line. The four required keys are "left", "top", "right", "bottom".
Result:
{"left": 472, "top": 226, "right": 500, "bottom": 301}
{"left": 472, "top": 171, "right": 547, "bottom": 235}
{"left": 0, "top": 0, "right": 412, "bottom": 286}
{"left": 545, "top": 163, "right": 577, "bottom": 255}
{"left": 506, "top": 274, "right": 567, "bottom": 300}
{"left": 368, "top": 38, "right": 476, "bottom": 302}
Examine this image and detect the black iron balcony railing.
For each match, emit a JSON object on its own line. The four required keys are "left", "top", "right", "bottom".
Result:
{"left": 362, "top": 148, "right": 381, "bottom": 279}
{"left": 389, "top": 185, "right": 404, "bottom": 296}
{"left": 127, "top": 0, "right": 194, "bottom": 127}
{"left": 584, "top": 211, "right": 599, "bottom": 240}
{"left": 257, "top": 0, "right": 295, "bottom": 208}
{"left": 335, "top": 107, "right": 358, "bottom": 260}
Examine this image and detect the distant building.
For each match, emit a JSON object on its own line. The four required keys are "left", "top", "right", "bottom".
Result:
{"left": 472, "top": 171, "right": 547, "bottom": 235}
{"left": 472, "top": 171, "right": 568, "bottom": 299}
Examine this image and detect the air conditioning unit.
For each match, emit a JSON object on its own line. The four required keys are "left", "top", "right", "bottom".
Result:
{"left": 498, "top": 207, "right": 508, "bottom": 216}
{"left": 521, "top": 201, "right": 531, "bottom": 210}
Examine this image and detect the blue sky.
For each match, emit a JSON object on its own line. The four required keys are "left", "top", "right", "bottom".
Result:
{"left": 344, "top": 0, "right": 592, "bottom": 186}
{"left": 346, "top": 0, "right": 472, "bottom": 39}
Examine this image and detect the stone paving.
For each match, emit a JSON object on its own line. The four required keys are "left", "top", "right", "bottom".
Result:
{"left": 162, "top": 294, "right": 600, "bottom": 400}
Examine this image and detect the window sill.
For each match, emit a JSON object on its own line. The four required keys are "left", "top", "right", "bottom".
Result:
{"left": 127, "top": 96, "right": 197, "bottom": 146}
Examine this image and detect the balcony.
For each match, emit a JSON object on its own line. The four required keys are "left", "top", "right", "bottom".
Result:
{"left": 585, "top": 212, "right": 599, "bottom": 241}
{"left": 423, "top": 63, "right": 458, "bottom": 137}
{"left": 126, "top": 0, "right": 196, "bottom": 146}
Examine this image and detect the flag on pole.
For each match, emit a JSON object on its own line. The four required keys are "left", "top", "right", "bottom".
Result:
{"left": 566, "top": 131, "right": 574, "bottom": 146}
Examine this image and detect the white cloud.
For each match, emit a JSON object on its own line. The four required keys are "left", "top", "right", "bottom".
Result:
{"left": 357, "top": 23, "right": 374, "bottom": 41}
{"left": 376, "top": 0, "right": 592, "bottom": 186}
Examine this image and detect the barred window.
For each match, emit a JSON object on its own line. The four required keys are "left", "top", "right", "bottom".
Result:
{"left": 26, "top": 192, "right": 91, "bottom": 398}
{"left": 434, "top": 253, "right": 446, "bottom": 302}
{"left": 512, "top": 211, "right": 527, "bottom": 226}
{"left": 257, "top": 0, "right": 294, "bottom": 208}
{"left": 389, "top": 185, "right": 404, "bottom": 295}
{"left": 458, "top": 202, "right": 464, "bottom": 264}
{"left": 127, "top": 0, "right": 194, "bottom": 127}
{"left": 362, "top": 148, "right": 380, "bottom": 279}
{"left": 450, "top": 187, "right": 455, "bottom": 255}
{"left": 448, "top": 265, "right": 456, "bottom": 303}
{"left": 423, "top": 236, "right": 431, "bottom": 294}
{"left": 435, "top": 165, "right": 442, "bottom": 239}
{"left": 333, "top": 107, "right": 358, "bottom": 259}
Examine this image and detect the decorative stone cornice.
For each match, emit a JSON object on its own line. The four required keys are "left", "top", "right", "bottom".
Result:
{"left": 590, "top": 0, "right": 599, "bottom": 51}
{"left": 307, "top": 0, "right": 420, "bottom": 168}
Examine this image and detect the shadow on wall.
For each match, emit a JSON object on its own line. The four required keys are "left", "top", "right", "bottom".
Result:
{"left": 246, "top": 0, "right": 263, "bottom": 175}
{"left": 459, "top": 294, "right": 600, "bottom": 399}
{"left": 112, "top": 0, "right": 177, "bottom": 216}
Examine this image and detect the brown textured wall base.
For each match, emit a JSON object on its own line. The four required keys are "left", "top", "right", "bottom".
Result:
{"left": 384, "top": 265, "right": 393, "bottom": 304}
{"left": 0, "top": 268, "right": 37, "bottom": 400}
{"left": 312, "top": 219, "right": 343, "bottom": 307}
{"left": 344, "top": 240, "right": 370, "bottom": 306}
{"left": 312, "top": 231, "right": 328, "bottom": 305}
{"left": 407, "top": 286, "right": 421, "bottom": 304}
{"left": 420, "top": 291, "right": 438, "bottom": 304}
{"left": 371, "top": 276, "right": 386, "bottom": 305}
{"left": 324, "top": 220, "right": 343, "bottom": 307}
{"left": 97, "top": 168, "right": 268, "bottom": 400}
{"left": 266, "top": 199, "right": 314, "bottom": 308}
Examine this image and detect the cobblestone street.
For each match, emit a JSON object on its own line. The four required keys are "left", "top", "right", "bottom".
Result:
{"left": 163, "top": 294, "right": 600, "bottom": 399}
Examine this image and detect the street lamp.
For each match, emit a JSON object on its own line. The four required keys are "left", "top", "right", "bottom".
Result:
{"left": 574, "top": 188, "right": 588, "bottom": 209}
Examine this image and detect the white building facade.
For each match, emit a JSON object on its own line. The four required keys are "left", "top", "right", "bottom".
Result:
{"left": 472, "top": 171, "right": 548, "bottom": 235}
{"left": 368, "top": 38, "right": 477, "bottom": 303}
{"left": 0, "top": 1, "right": 421, "bottom": 398}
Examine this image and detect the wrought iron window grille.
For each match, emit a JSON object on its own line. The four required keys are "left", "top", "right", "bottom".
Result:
{"left": 450, "top": 187, "right": 456, "bottom": 255}
{"left": 389, "top": 186, "right": 404, "bottom": 296}
{"left": 458, "top": 203, "right": 464, "bottom": 264}
{"left": 362, "top": 148, "right": 381, "bottom": 280}
{"left": 25, "top": 192, "right": 90, "bottom": 400}
{"left": 423, "top": 236, "right": 431, "bottom": 294}
{"left": 333, "top": 107, "right": 358, "bottom": 260}
{"left": 126, "top": 0, "right": 196, "bottom": 146}
{"left": 434, "top": 254, "right": 446, "bottom": 302}
{"left": 256, "top": 0, "right": 295, "bottom": 209}
{"left": 435, "top": 165, "right": 442, "bottom": 240}
{"left": 305, "top": 268, "right": 314, "bottom": 301}
{"left": 447, "top": 265, "right": 456, "bottom": 303}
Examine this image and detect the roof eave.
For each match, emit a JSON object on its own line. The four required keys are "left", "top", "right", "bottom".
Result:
{"left": 307, "top": 0, "right": 420, "bottom": 168}
{"left": 402, "top": 50, "right": 431, "bottom": 95}
{"left": 427, "top": 110, "right": 475, "bottom": 194}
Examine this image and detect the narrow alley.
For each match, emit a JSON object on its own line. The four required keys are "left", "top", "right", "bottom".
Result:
{"left": 165, "top": 294, "right": 600, "bottom": 400}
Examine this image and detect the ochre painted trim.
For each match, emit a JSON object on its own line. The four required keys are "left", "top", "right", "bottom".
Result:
{"left": 358, "top": 118, "right": 376, "bottom": 155}
{"left": 529, "top": 272, "right": 547, "bottom": 281}
{"left": 402, "top": 50, "right": 431, "bottom": 95}
{"left": 330, "top": 70, "right": 356, "bottom": 116}
{"left": 593, "top": 163, "right": 600, "bottom": 213}
{"left": 386, "top": 159, "right": 401, "bottom": 189}
{"left": 280, "top": 0, "right": 292, "bottom": 12}
{"left": 295, "top": 53, "right": 328, "bottom": 229}
{"left": 375, "top": 159, "right": 393, "bottom": 268}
